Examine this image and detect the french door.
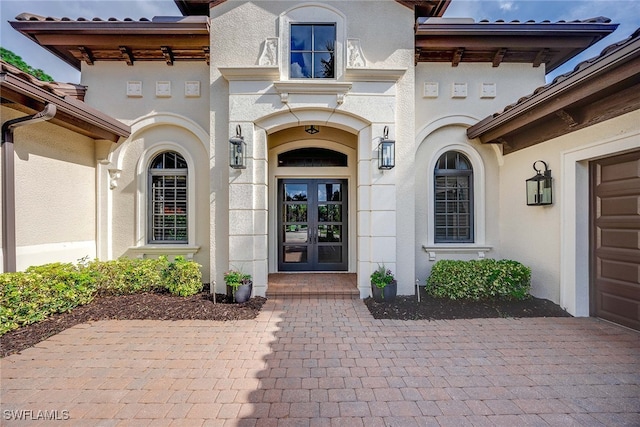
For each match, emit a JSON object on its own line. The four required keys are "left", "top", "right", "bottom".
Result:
{"left": 278, "top": 179, "right": 348, "bottom": 271}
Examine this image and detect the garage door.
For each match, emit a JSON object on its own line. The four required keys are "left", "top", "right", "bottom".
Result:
{"left": 590, "top": 150, "right": 640, "bottom": 330}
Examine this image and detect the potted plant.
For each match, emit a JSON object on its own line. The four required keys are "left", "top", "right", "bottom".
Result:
{"left": 224, "top": 269, "right": 253, "bottom": 303}
{"left": 370, "top": 264, "right": 397, "bottom": 302}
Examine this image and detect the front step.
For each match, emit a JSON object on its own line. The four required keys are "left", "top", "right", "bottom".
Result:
{"left": 266, "top": 273, "right": 359, "bottom": 300}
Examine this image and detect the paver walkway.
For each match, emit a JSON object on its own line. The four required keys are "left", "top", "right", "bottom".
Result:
{"left": 1, "top": 298, "right": 639, "bottom": 426}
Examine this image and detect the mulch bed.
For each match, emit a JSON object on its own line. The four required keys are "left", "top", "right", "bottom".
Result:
{"left": 365, "top": 287, "right": 572, "bottom": 320}
{"left": 1, "top": 289, "right": 571, "bottom": 358}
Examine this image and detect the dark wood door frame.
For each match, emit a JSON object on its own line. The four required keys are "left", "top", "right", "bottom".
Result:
{"left": 278, "top": 179, "right": 348, "bottom": 272}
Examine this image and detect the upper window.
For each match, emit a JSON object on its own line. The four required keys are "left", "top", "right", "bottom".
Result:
{"left": 290, "top": 24, "right": 335, "bottom": 79}
{"left": 434, "top": 151, "right": 473, "bottom": 243}
{"left": 148, "top": 151, "right": 188, "bottom": 243}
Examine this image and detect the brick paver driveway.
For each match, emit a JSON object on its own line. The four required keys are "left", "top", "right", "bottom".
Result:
{"left": 1, "top": 298, "right": 639, "bottom": 426}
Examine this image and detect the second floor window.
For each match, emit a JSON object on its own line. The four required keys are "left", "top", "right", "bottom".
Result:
{"left": 290, "top": 23, "right": 335, "bottom": 79}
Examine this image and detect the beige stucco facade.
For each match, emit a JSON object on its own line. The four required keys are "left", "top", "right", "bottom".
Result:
{"left": 3, "top": 0, "right": 637, "bottom": 323}
{"left": 1, "top": 108, "right": 99, "bottom": 270}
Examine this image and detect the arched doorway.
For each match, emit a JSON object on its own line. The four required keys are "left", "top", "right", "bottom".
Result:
{"left": 267, "top": 126, "right": 357, "bottom": 273}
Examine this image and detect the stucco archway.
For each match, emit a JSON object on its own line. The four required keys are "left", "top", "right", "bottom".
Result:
{"left": 229, "top": 109, "right": 392, "bottom": 298}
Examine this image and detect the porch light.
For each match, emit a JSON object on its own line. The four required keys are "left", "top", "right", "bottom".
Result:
{"left": 229, "top": 125, "right": 246, "bottom": 169}
{"left": 305, "top": 125, "right": 320, "bottom": 134}
{"left": 526, "top": 160, "right": 552, "bottom": 206}
{"left": 378, "top": 126, "right": 395, "bottom": 170}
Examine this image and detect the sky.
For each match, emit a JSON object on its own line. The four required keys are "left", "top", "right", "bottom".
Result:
{"left": 1, "top": 0, "right": 638, "bottom": 84}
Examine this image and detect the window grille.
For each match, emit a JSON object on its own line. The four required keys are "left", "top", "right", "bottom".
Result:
{"left": 290, "top": 24, "right": 335, "bottom": 78}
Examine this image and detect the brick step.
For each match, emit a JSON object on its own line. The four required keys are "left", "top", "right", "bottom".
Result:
{"left": 267, "top": 273, "right": 359, "bottom": 300}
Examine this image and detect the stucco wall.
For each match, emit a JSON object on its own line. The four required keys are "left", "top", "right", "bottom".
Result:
{"left": 80, "top": 60, "right": 211, "bottom": 279}
{"left": 414, "top": 62, "right": 546, "bottom": 286}
{"left": 497, "top": 109, "right": 640, "bottom": 309}
{"left": 1, "top": 107, "right": 97, "bottom": 271}
{"left": 81, "top": 62, "right": 210, "bottom": 132}
{"left": 107, "top": 121, "right": 211, "bottom": 278}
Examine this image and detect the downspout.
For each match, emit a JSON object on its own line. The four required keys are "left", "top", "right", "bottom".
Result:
{"left": 1, "top": 104, "right": 56, "bottom": 272}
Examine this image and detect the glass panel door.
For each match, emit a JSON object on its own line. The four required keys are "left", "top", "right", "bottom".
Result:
{"left": 278, "top": 179, "right": 347, "bottom": 271}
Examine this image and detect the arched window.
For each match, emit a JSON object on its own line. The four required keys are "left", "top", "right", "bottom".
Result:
{"left": 148, "top": 151, "right": 188, "bottom": 243}
{"left": 434, "top": 151, "right": 473, "bottom": 243}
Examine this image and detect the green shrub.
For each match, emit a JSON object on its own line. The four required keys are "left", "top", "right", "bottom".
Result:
{"left": 162, "top": 256, "right": 203, "bottom": 296}
{"left": 90, "top": 257, "right": 165, "bottom": 296}
{"left": 0, "top": 257, "right": 203, "bottom": 335}
{"left": 426, "top": 259, "right": 531, "bottom": 301}
{"left": 0, "top": 263, "right": 97, "bottom": 335}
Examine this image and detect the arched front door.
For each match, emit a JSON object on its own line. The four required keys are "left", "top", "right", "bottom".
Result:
{"left": 278, "top": 178, "right": 348, "bottom": 271}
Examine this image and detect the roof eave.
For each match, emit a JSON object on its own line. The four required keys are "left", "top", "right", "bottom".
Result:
{"left": 1, "top": 72, "right": 130, "bottom": 142}
{"left": 467, "top": 31, "right": 640, "bottom": 153}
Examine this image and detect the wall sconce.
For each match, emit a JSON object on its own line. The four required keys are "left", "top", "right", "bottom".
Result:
{"left": 305, "top": 125, "right": 320, "bottom": 134}
{"left": 378, "top": 126, "right": 395, "bottom": 170}
{"left": 229, "top": 125, "right": 246, "bottom": 169}
{"left": 526, "top": 160, "right": 552, "bottom": 205}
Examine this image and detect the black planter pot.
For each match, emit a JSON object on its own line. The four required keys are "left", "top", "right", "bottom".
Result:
{"left": 234, "top": 282, "right": 253, "bottom": 303}
{"left": 371, "top": 280, "right": 397, "bottom": 302}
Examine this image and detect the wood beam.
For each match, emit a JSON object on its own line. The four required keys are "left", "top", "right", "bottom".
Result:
{"left": 161, "top": 46, "right": 174, "bottom": 66}
{"left": 452, "top": 48, "right": 464, "bottom": 67}
{"left": 119, "top": 46, "right": 134, "bottom": 66}
{"left": 78, "top": 46, "right": 94, "bottom": 65}
{"left": 533, "top": 48, "right": 550, "bottom": 67}
{"left": 203, "top": 46, "right": 210, "bottom": 65}
{"left": 492, "top": 48, "right": 507, "bottom": 67}
{"left": 556, "top": 109, "right": 579, "bottom": 127}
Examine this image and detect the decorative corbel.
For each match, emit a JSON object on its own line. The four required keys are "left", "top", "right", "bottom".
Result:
{"left": 108, "top": 169, "right": 122, "bottom": 190}
{"left": 258, "top": 38, "right": 278, "bottom": 66}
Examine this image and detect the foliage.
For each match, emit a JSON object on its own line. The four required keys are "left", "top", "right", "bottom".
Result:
{"left": 90, "top": 257, "right": 165, "bottom": 296}
{"left": 0, "top": 263, "right": 97, "bottom": 335}
{"left": 370, "top": 264, "right": 395, "bottom": 289}
{"left": 224, "top": 269, "right": 252, "bottom": 291}
{"left": 162, "top": 256, "right": 203, "bottom": 296}
{"left": 0, "top": 257, "right": 203, "bottom": 335}
{"left": 0, "top": 47, "right": 54, "bottom": 82}
{"left": 426, "top": 259, "right": 531, "bottom": 301}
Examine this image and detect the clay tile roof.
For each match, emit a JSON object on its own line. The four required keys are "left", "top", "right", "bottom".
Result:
{"left": 466, "top": 27, "right": 640, "bottom": 153}
{"left": 489, "top": 27, "right": 640, "bottom": 119}
{"left": 0, "top": 60, "right": 86, "bottom": 100}
{"left": 10, "top": 13, "right": 210, "bottom": 70}
{"left": 415, "top": 16, "right": 618, "bottom": 72}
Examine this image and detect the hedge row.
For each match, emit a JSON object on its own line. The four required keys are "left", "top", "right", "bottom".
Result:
{"left": 0, "top": 257, "right": 202, "bottom": 335}
{"left": 426, "top": 259, "right": 531, "bottom": 301}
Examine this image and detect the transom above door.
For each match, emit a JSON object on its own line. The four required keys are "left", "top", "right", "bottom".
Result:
{"left": 278, "top": 179, "right": 347, "bottom": 271}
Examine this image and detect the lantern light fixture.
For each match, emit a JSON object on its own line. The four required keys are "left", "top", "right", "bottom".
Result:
{"left": 378, "top": 126, "right": 395, "bottom": 170}
{"left": 526, "top": 160, "right": 552, "bottom": 206}
{"left": 305, "top": 125, "right": 320, "bottom": 134}
{"left": 229, "top": 124, "right": 246, "bottom": 169}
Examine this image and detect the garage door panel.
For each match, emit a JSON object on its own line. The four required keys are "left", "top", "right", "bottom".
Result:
{"left": 599, "top": 259, "right": 640, "bottom": 282}
{"left": 595, "top": 247, "right": 640, "bottom": 264}
{"left": 600, "top": 229, "right": 640, "bottom": 249}
{"left": 596, "top": 177, "right": 640, "bottom": 197}
{"left": 600, "top": 158, "right": 640, "bottom": 182}
{"left": 600, "top": 195, "right": 640, "bottom": 216}
{"left": 600, "top": 293, "right": 637, "bottom": 319}
{"left": 591, "top": 150, "right": 640, "bottom": 331}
